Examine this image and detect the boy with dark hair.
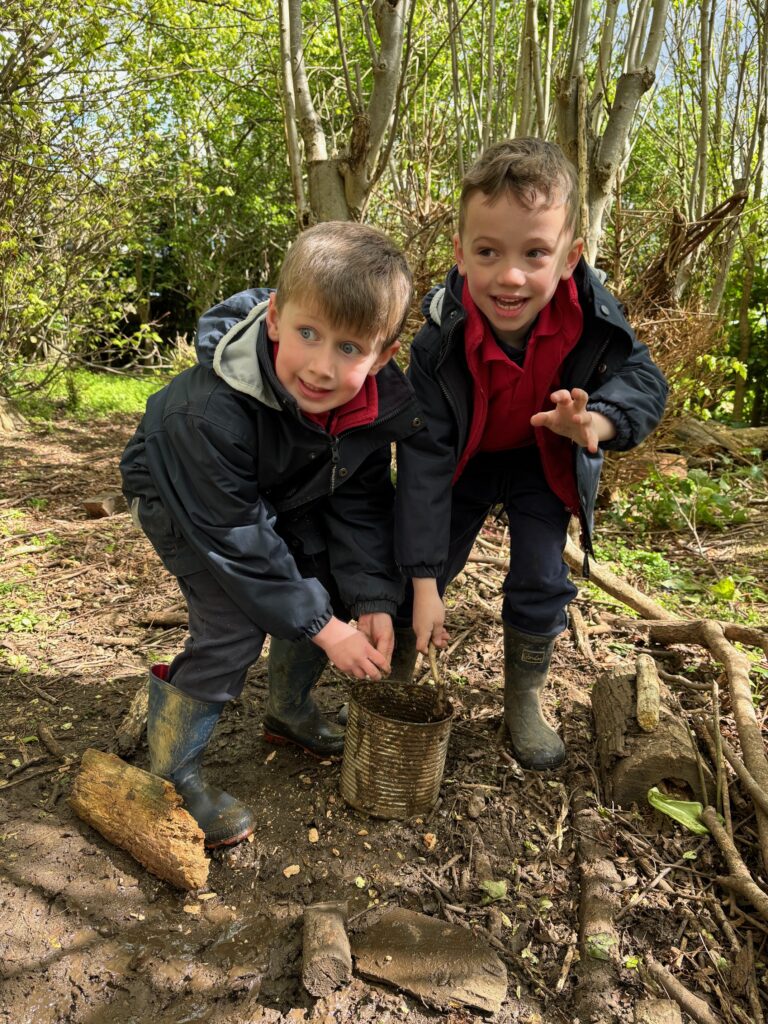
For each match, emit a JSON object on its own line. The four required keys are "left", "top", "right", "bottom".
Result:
{"left": 121, "top": 221, "right": 423, "bottom": 847}
{"left": 395, "top": 138, "right": 668, "bottom": 771}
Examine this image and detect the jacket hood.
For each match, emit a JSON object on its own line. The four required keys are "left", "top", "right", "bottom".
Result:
{"left": 211, "top": 300, "right": 282, "bottom": 411}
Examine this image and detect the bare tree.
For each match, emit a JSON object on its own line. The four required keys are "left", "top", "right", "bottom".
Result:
{"left": 280, "top": 0, "right": 412, "bottom": 223}
{"left": 556, "top": 0, "right": 669, "bottom": 262}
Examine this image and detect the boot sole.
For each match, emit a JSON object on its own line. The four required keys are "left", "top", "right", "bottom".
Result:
{"left": 204, "top": 823, "right": 255, "bottom": 850}
{"left": 263, "top": 729, "right": 343, "bottom": 761}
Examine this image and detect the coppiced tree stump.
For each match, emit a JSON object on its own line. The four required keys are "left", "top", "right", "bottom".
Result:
{"left": 114, "top": 681, "right": 149, "bottom": 757}
{"left": 592, "top": 668, "right": 714, "bottom": 808}
{"left": 69, "top": 748, "right": 208, "bottom": 890}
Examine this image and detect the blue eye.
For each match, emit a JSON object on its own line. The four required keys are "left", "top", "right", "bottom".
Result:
{"left": 299, "top": 327, "right": 315, "bottom": 340}
{"left": 340, "top": 342, "right": 360, "bottom": 355}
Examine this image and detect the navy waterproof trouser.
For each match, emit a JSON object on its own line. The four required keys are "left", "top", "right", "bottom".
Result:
{"left": 168, "top": 548, "right": 349, "bottom": 704}
{"left": 401, "top": 446, "right": 577, "bottom": 639}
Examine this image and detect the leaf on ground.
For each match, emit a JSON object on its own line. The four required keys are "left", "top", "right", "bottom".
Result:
{"left": 647, "top": 786, "right": 712, "bottom": 835}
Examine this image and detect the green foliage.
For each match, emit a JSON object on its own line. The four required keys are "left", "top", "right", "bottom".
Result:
{"left": 13, "top": 368, "right": 169, "bottom": 421}
{"left": 607, "top": 466, "right": 757, "bottom": 534}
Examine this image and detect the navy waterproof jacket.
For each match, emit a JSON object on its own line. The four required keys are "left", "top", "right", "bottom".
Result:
{"left": 120, "top": 289, "right": 425, "bottom": 641}
{"left": 394, "top": 260, "right": 669, "bottom": 578}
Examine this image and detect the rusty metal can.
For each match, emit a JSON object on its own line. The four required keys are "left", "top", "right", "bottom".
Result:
{"left": 339, "top": 682, "right": 453, "bottom": 820}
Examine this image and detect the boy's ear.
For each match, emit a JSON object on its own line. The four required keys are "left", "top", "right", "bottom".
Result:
{"left": 369, "top": 339, "right": 401, "bottom": 375}
{"left": 453, "top": 232, "right": 466, "bottom": 276}
{"left": 560, "top": 236, "right": 584, "bottom": 280}
{"left": 265, "top": 292, "right": 280, "bottom": 341}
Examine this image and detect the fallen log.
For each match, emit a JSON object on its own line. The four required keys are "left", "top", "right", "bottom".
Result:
{"left": 592, "top": 667, "right": 713, "bottom": 808}
{"left": 571, "top": 787, "right": 624, "bottom": 1023}
{"left": 302, "top": 900, "right": 351, "bottom": 996}
{"left": 69, "top": 747, "right": 208, "bottom": 890}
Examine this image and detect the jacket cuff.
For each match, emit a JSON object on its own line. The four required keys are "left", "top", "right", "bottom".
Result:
{"left": 587, "top": 400, "right": 632, "bottom": 450}
{"left": 300, "top": 608, "right": 334, "bottom": 641}
{"left": 398, "top": 565, "right": 444, "bottom": 579}
{"left": 351, "top": 600, "right": 398, "bottom": 618}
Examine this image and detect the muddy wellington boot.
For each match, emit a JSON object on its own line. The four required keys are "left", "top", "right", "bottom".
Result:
{"left": 503, "top": 624, "right": 565, "bottom": 771}
{"left": 263, "top": 637, "right": 345, "bottom": 757}
{"left": 147, "top": 665, "right": 256, "bottom": 848}
{"left": 337, "top": 626, "right": 418, "bottom": 725}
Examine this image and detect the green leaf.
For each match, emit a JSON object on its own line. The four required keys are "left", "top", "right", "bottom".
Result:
{"left": 479, "top": 879, "right": 508, "bottom": 904}
{"left": 647, "top": 786, "right": 711, "bottom": 834}
{"left": 586, "top": 933, "right": 617, "bottom": 961}
{"left": 711, "top": 577, "right": 736, "bottom": 600}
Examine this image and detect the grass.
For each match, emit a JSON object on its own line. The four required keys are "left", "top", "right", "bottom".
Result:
{"left": 13, "top": 367, "right": 170, "bottom": 420}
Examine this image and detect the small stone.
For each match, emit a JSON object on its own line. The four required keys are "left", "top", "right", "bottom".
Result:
{"left": 283, "top": 864, "right": 301, "bottom": 878}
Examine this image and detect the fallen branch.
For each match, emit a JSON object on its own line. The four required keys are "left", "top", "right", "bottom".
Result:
{"left": 702, "top": 806, "right": 768, "bottom": 922}
{"left": 642, "top": 955, "right": 721, "bottom": 1024}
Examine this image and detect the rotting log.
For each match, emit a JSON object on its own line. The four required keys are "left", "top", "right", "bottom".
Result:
{"left": 301, "top": 900, "right": 351, "bottom": 996}
{"left": 114, "top": 681, "right": 149, "bottom": 757}
{"left": 592, "top": 668, "right": 713, "bottom": 808}
{"left": 69, "top": 747, "right": 208, "bottom": 890}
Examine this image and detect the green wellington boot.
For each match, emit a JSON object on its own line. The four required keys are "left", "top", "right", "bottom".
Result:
{"left": 336, "top": 625, "right": 418, "bottom": 725}
{"left": 263, "top": 637, "right": 345, "bottom": 757}
{"left": 503, "top": 624, "right": 565, "bottom": 770}
{"left": 147, "top": 665, "right": 256, "bottom": 848}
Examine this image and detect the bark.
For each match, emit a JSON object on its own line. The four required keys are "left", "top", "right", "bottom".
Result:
{"left": 69, "top": 748, "right": 209, "bottom": 890}
{"left": 283, "top": 0, "right": 408, "bottom": 223}
{"left": 114, "top": 682, "right": 149, "bottom": 758}
{"left": 302, "top": 901, "right": 352, "bottom": 996}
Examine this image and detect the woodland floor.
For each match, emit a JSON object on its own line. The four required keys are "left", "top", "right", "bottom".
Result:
{"left": 1, "top": 414, "right": 767, "bottom": 1024}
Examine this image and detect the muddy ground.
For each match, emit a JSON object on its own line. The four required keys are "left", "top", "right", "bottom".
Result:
{"left": 1, "top": 414, "right": 767, "bottom": 1024}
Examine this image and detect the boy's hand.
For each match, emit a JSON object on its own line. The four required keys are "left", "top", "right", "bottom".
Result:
{"left": 312, "top": 616, "right": 388, "bottom": 680}
{"left": 530, "top": 388, "right": 616, "bottom": 454}
{"left": 357, "top": 612, "right": 394, "bottom": 672}
{"left": 412, "top": 578, "right": 449, "bottom": 654}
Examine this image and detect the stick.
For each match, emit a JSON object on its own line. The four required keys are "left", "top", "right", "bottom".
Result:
{"left": 301, "top": 901, "right": 351, "bottom": 996}
{"left": 635, "top": 652, "right": 660, "bottom": 732}
{"left": 701, "top": 806, "right": 768, "bottom": 922}
{"left": 643, "top": 955, "right": 721, "bottom": 1024}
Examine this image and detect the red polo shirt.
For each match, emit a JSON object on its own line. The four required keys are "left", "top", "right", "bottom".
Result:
{"left": 455, "top": 277, "right": 584, "bottom": 513}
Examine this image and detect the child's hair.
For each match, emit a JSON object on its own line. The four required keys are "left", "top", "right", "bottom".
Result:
{"left": 458, "top": 138, "right": 579, "bottom": 237}
{"left": 276, "top": 221, "right": 412, "bottom": 348}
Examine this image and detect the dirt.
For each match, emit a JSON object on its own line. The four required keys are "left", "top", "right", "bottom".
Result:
{"left": 1, "top": 415, "right": 767, "bottom": 1024}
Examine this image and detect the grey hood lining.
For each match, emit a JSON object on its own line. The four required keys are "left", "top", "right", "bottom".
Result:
{"left": 212, "top": 300, "right": 281, "bottom": 410}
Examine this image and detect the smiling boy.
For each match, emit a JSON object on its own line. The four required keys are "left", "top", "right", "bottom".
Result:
{"left": 120, "top": 222, "right": 423, "bottom": 847}
{"left": 394, "top": 138, "right": 668, "bottom": 770}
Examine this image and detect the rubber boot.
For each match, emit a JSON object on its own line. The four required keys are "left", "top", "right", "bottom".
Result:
{"left": 389, "top": 626, "right": 419, "bottom": 683}
{"left": 337, "top": 626, "right": 418, "bottom": 724}
{"left": 264, "top": 637, "right": 345, "bottom": 757}
{"left": 503, "top": 624, "right": 565, "bottom": 770}
{"left": 147, "top": 665, "right": 256, "bottom": 848}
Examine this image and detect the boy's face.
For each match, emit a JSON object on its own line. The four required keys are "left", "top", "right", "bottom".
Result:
{"left": 454, "top": 189, "right": 583, "bottom": 346}
{"left": 266, "top": 294, "right": 399, "bottom": 414}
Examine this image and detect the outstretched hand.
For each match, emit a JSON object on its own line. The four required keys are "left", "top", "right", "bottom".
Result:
{"left": 530, "top": 388, "right": 615, "bottom": 454}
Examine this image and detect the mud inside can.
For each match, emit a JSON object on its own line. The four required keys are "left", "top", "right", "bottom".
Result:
{"left": 339, "top": 682, "right": 454, "bottom": 820}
